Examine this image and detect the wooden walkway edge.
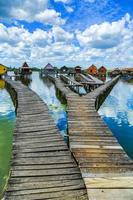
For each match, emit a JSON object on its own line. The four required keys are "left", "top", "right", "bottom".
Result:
{"left": 4, "top": 78, "right": 88, "bottom": 200}
{"left": 50, "top": 75, "right": 133, "bottom": 200}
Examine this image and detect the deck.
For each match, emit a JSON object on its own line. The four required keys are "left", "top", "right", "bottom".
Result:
{"left": 4, "top": 78, "right": 88, "bottom": 200}
{"left": 51, "top": 76, "right": 133, "bottom": 200}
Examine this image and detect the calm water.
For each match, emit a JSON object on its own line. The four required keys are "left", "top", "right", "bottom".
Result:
{"left": 21, "top": 72, "right": 68, "bottom": 137}
{"left": 0, "top": 80, "right": 15, "bottom": 197}
{"left": 99, "top": 79, "right": 133, "bottom": 159}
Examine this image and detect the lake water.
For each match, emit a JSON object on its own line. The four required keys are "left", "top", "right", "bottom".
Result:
{"left": 99, "top": 79, "right": 133, "bottom": 159}
{"left": 20, "top": 72, "right": 68, "bottom": 137}
{"left": 0, "top": 79, "right": 15, "bottom": 197}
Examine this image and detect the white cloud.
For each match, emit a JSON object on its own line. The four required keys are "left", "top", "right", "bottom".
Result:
{"left": 2, "top": 0, "right": 65, "bottom": 26}
{"left": 1, "top": 14, "right": 133, "bottom": 68}
{"left": 0, "top": 23, "right": 78, "bottom": 67}
{"left": 76, "top": 13, "right": 130, "bottom": 49}
{"left": 54, "top": 0, "right": 70, "bottom": 3}
{"left": 35, "top": 9, "right": 65, "bottom": 25}
{"left": 65, "top": 6, "right": 74, "bottom": 13}
{"left": 52, "top": 26, "right": 74, "bottom": 42}
{"left": 73, "top": 13, "right": 133, "bottom": 67}
{"left": 10, "top": 0, "right": 48, "bottom": 20}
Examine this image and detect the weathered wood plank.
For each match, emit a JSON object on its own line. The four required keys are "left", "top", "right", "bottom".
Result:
{"left": 84, "top": 177, "right": 133, "bottom": 188}
{"left": 8, "top": 179, "right": 86, "bottom": 191}
{"left": 87, "top": 189, "right": 133, "bottom": 200}
{"left": 5, "top": 189, "right": 88, "bottom": 200}
{"left": 9, "top": 174, "right": 82, "bottom": 184}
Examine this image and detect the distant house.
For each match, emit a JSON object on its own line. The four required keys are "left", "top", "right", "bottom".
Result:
{"left": 109, "top": 68, "right": 121, "bottom": 77}
{"left": 98, "top": 66, "right": 107, "bottom": 76}
{"left": 68, "top": 67, "right": 75, "bottom": 75}
{"left": 20, "top": 62, "right": 32, "bottom": 75}
{"left": 75, "top": 66, "right": 82, "bottom": 74}
{"left": 42, "top": 63, "right": 56, "bottom": 75}
{"left": 60, "top": 66, "right": 69, "bottom": 74}
{"left": 121, "top": 68, "right": 133, "bottom": 75}
{"left": 86, "top": 64, "right": 98, "bottom": 76}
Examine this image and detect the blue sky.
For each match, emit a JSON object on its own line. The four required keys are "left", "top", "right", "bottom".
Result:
{"left": 0, "top": 0, "right": 133, "bottom": 68}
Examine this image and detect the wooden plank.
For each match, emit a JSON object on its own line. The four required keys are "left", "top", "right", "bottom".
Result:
{"left": 5, "top": 189, "right": 88, "bottom": 200}
{"left": 87, "top": 189, "right": 133, "bottom": 200}
{"left": 9, "top": 174, "right": 83, "bottom": 184}
{"left": 7, "top": 184, "right": 86, "bottom": 195}
{"left": 84, "top": 177, "right": 133, "bottom": 189}
{"left": 12, "top": 163, "right": 77, "bottom": 170}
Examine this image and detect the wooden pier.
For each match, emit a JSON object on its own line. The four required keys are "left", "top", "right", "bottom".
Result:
{"left": 4, "top": 78, "right": 88, "bottom": 200}
{"left": 60, "top": 75, "right": 82, "bottom": 86}
{"left": 51, "top": 76, "right": 133, "bottom": 200}
{"left": 75, "top": 74, "right": 103, "bottom": 92}
{"left": 60, "top": 75, "right": 83, "bottom": 93}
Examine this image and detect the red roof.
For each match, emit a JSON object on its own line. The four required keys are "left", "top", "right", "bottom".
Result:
{"left": 98, "top": 66, "right": 107, "bottom": 71}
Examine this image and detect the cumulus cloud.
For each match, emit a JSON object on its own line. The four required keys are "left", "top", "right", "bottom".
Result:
{"left": 0, "top": 0, "right": 64, "bottom": 26}
{"left": 0, "top": 0, "right": 48, "bottom": 18}
{"left": 76, "top": 13, "right": 130, "bottom": 49}
{"left": 35, "top": 9, "right": 65, "bottom": 25}
{"left": 0, "top": 23, "right": 78, "bottom": 67}
{"left": 52, "top": 26, "right": 74, "bottom": 42}
{"left": 54, "top": 0, "right": 70, "bottom": 3}
{"left": 1, "top": 14, "right": 133, "bottom": 68}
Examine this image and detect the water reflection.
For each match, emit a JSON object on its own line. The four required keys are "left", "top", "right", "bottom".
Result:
{"left": 99, "top": 79, "right": 133, "bottom": 159}
{"left": 20, "top": 76, "right": 32, "bottom": 86}
{"left": 0, "top": 80, "right": 15, "bottom": 120}
{"left": 18, "top": 72, "right": 67, "bottom": 137}
{"left": 0, "top": 79, "right": 15, "bottom": 197}
{"left": 0, "top": 80, "right": 5, "bottom": 89}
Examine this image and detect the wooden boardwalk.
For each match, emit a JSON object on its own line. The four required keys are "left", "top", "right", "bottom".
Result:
{"left": 51, "top": 76, "right": 133, "bottom": 200}
{"left": 77, "top": 74, "right": 103, "bottom": 85}
{"left": 4, "top": 78, "right": 88, "bottom": 200}
{"left": 60, "top": 75, "right": 83, "bottom": 86}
